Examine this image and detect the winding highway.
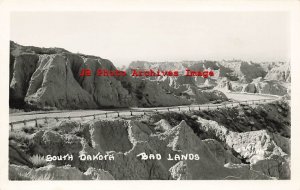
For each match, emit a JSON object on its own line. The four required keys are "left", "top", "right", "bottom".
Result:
{"left": 9, "top": 92, "right": 281, "bottom": 127}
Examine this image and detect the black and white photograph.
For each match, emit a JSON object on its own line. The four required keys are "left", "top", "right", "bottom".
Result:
{"left": 1, "top": 1, "right": 299, "bottom": 187}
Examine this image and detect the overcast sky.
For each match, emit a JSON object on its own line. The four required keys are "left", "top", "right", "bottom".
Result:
{"left": 11, "top": 11, "right": 290, "bottom": 67}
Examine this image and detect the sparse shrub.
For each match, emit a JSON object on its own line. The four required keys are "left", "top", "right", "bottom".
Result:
{"left": 21, "top": 125, "right": 36, "bottom": 134}
{"left": 52, "top": 126, "right": 60, "bottom": 132}
{"left": 29, "top": 155, "right": 48, "bottom": 168}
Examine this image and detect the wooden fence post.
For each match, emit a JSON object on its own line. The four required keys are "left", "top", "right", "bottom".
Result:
{"left": 117, "top": 112, "right": 120, "bottom": 117}
{"left": 35, "top": 119, "right": 38, "bottom": 128}
{"left": 130, "top": 111, "right": 133, "bottom": 116}
{"left": 10, "top": 123, "right": 13, "bottom": 132}
{"left": 94, "top": 114, "right": 96, "bottom": 119}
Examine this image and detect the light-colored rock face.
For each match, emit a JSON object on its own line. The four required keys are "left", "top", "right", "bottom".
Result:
{"left": 196, "top": 116, "right": 290, "bottom": 179}
{"left": 240, "top": 80, "right": 288, "bottom": 96}
{"left": 24, "top": 54, "right": 98, "bottom": 109}
{"left": 84, "top": 167, "right": 115, "bottom": 180}
{"left": 264, "top": 62, "right": 291, "bottom": 82}
{"left": 225, "top": 130, "right": 289, "bottom": 164}
{"left": 215, "top": 77, "right": 289, "bottom": 96}
{"left": 215, "top": 78, "right": 232, "bottom": 91}
{"left": 130, "top": 60, "right": 268, "bottom": 83}
{"left": 129, "top": 60, "right": 290, "bottom": 97}
{"left": 154, "top": 119, "right": 172, "bottom": 132}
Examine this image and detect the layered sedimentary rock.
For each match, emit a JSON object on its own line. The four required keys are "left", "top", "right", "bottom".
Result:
{"left": 129, "top": 60, "right": 290, "bottom": 97}
{"left": 10, "top": 42, "right": 202, "bottom": 109}
{"left": 215, "top": 76, "right": 289, "bottom": 96}
{"left": 9, "top": 101, "right": 290, "bottom": 180}
{"left": 9, "top": 119, "right": 269, "bottom": 180}
{"left": 196, "top": 113, "right": 290, "bottom": 179}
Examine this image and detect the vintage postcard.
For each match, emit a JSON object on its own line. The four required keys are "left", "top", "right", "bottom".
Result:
{"left": 1, "top": 0, "right": 300, "bottom": 190}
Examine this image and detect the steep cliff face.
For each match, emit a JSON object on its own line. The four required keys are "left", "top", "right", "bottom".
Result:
{"left": 25, "top": 54, "right": 98, "bottom": 109}
{"left": 10, "top": 42, "right": 196, "bottom": 110}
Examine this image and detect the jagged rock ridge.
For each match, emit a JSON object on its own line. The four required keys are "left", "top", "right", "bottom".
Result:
{"left": 10, "top": 42, "right": 228, "bottom": 110}
{"left": 129, "top": 60, "right": 290, "bottom": 97}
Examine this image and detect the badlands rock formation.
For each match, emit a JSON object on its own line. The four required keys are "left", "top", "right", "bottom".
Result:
{"left": 9, "top": 100, "right": 290, "bottom": 180}
{"left": 12, "top": 42, "right": 231, "bottom": 110}
{"left": 129, "top": 60, "right": 290, "bottom": 97}
{"left": 264, "top": 62, "right": 291, "bottom": 82}
{"left": 240, "top": 78, "right": 288, "bottom": 96}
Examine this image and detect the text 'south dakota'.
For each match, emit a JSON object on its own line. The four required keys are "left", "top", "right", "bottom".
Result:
{"left": 79, "top": 69, "right": 215, "bottom": 78}
{"left": 45, "top": 153, "right": 115, "bottom": 162}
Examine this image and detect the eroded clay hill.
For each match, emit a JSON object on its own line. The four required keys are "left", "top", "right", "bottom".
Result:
{"left": 10, "top": 42, "right": 229, "bottom": 110}
{"left": 9, "top": 100, "right": 290, "bottom": 180}
{"left": 129, "top": 60, "right": 290, "bottom": 97}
